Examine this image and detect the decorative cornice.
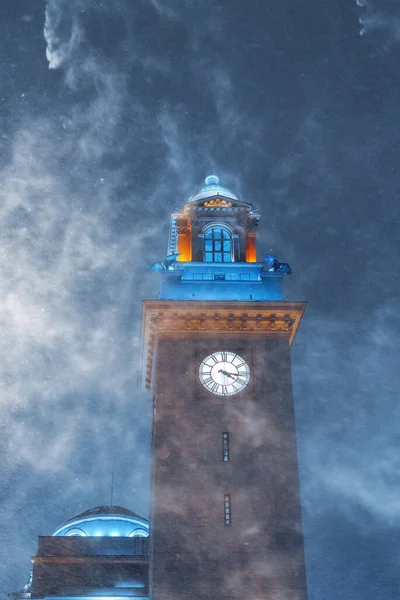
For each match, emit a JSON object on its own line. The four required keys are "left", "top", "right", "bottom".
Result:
{"left": 141, "top": 300, "right": 306, "bottom": 390}
{"left": 203, "top": 198, "right": 233, "bottom": 207}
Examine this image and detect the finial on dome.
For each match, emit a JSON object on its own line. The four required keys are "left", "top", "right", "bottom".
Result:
{"left": 205, "top": 175, "right": 219, "bottom": 186}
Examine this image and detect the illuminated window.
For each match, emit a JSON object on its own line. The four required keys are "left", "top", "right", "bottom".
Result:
{"left": 65, "top": 528, "right": 87, "bottom": 536}
{"left": 128, "top": 528, "right": 149, "bottom": 537}
{"left": 204, "top": 227, "right": 232, "bottom": 262}
{"left": 224, "top": 494, "right": 231, "bottom": 525}
{"left": 222, "top": 432, "right": 230, "bottom": 462}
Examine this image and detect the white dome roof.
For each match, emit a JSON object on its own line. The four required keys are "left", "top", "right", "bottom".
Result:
{"left": 52, "top": 505, "right": 149, "bottom": 538}
{"left": 187, "top": 175, "right": 238, "bottom": 203}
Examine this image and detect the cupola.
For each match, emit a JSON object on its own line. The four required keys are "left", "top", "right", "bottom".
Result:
{"left": 150, "top": 176, "right": 285, "bottom": 302}
{"left": 168, "top": 175, "right": 259, "bottom": 264}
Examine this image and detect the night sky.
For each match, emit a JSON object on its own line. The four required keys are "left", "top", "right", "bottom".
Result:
{"left": 1, "top": 1, "right": 400, "bottom": 598}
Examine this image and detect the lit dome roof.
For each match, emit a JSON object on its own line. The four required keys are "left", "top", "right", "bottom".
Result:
{"left": 52, "top": 505, "right": 149, "bottom": 538}
{"left": 187, "top": 175, "right": 238, "bottom": 203}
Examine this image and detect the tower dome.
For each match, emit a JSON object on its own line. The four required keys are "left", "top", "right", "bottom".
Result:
{"left": 52, "top": 505, "right": 149, "bottom": 537}
{"left": 187, "top": 175, "right": 238, "bottom": 203}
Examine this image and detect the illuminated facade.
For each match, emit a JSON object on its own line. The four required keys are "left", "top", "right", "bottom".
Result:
{"left": 11, "top": 507, "right": 149, "bottom": 600}
{"left": 11, "top": 176, "right": 307, "bottom": 600}
{"left": 144, "top": 176, "right": 308, "bottom": 600}
{"left": 160, "top": 175, "right": 282, "bottom": 302}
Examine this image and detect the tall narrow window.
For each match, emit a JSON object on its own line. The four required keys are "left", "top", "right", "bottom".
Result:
{"left": 224, "top": 494, "right": 231, "bottom": 526}
{"left": 222, "top": 432, "right": 230, "bottom": 462}
{"left": 204, "top": 227, "right": 232, "bottom": 262}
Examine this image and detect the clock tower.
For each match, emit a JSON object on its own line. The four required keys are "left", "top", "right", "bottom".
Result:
{"left": 142, "top": 176, "right": 307, "bottom": 600}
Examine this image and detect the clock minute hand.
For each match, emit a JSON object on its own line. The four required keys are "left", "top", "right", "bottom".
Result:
{"left": 218, "top": 369, "right": 237, "bottom": 380}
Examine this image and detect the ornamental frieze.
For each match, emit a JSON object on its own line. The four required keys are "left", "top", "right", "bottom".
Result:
{"left": 142, "top": 300, "right": 305, "bottom": 389}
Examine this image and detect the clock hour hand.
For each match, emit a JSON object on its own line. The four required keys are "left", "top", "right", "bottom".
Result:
{"left": 218, "top": 369, "right": 237, "bottom": 380}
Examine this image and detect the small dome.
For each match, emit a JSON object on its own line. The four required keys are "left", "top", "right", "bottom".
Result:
{"left": 204, "top": 175, "right": 219, "bottom": 186}
{"left": 52, "top": 505, "right": 149, "bottom": 538}
{"left": 187, "top": 175, "right": 238, "bottom": 203}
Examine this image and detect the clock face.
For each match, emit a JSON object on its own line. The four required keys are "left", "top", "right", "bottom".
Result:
{"left": 199, "top": 351, "right": 250, "bottom": 396}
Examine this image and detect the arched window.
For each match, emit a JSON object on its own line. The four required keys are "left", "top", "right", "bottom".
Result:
{"left": 128, "top": 528, "right": 149, "bottom": 537}
{"left": 65, "top": 528, "right": 87, "bottom": 536}
{"left": 204, "top": 226, "right": 232, "bottom": 262}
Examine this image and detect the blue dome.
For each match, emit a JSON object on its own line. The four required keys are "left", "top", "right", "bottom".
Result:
{"left": 187, "top": 175, "right": 238, "bottom": 203}
{"left": 52, "top": 505, "right": 149, "bottom": 538}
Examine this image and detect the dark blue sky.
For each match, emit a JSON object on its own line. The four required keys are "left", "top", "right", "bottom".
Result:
{"left": 1, "top": 1, "right": 399, "bottom": 598}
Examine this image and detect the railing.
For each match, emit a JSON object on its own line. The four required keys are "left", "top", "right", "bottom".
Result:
{"left": 182, "top": 272, "right": 261, "bottom": 281}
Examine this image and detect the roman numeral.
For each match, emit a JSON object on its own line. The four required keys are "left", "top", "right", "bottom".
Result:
{"left": 232, "top": 355, "right": 245, "bottom": 368}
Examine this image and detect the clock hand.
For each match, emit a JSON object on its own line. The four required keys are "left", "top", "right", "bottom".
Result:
{"left": 218, "top": 369, "right": 237, "bottom": 380}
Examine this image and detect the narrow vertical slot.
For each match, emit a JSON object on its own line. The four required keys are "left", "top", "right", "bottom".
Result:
{"left": 222, "top": 432, "right": 230, "bottom": 462}
{"left": 224, "top": 494, "right": 231, "bottom": 526}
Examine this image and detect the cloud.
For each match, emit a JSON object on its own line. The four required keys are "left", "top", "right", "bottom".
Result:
{"left": 0, "top": 69, "right": 157, "bottom": 590}
{"left": 0, "top": 122, "right": 157, "bottom": 466}
{"left": 1, "top": 3, "right": 165, "bottom": 500}
{"left": 44, "top": 0, "right": 135, "bottom": 162}
{"left": 356, "top": 0, "right": 400, "bottom": 45}
{"left": 44, "top": 1, "right": 83, "bottom": 70}
{"left": 294, "top": 302, "right": 400, "bottom": 527}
